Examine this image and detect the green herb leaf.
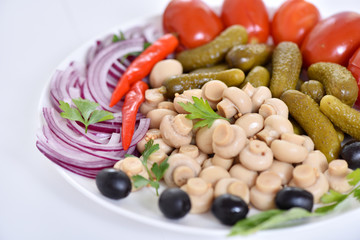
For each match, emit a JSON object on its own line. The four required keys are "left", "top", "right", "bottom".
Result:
{"left": 179, "top": 96, "right": 229, "bottom": 129}
{"left": 87, "top": 110, "right": 114, "bottom": 125}
{"left": 353, "top": 188, "right": 360, "bottom": 201}
{"left": 230, "top": 208, "right": 314, "bottom": 236}
{"left": 112, "top": 31, "right": 125, "bottom": 42}
{"left": 141, "top": 139, "right": 160, "bottom": 166}
{"left": 132, "top": 175, "right": 150, "bottom": 189}
{"left": 131, "top": 139, "right": 166, "bottom": 196}
{"left": 320, "top": 190, "right": 347, "bottom": 204}
{"left": 229, "top": 209, "right": 284, "bottom": 236}
{"left": 347, "top": 168, "right": 360, "bottom": 186}
{"left": 59, "top": 101, "right": 84, "bottom": 123}
{"left": 59, "top": 98, "right": 114, "bottom": 133}
{"left": 314, "top": 203, "right": 338, "bottom": 214}
{"left": 151, "top": 158, "right": 169, "bottom": 182}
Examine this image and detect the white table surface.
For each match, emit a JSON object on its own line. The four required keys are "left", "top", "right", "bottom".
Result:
{"left": 2, "top": 0, "right": 360, "bottom": 239}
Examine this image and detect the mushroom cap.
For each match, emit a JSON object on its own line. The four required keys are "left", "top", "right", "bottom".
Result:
{"left": 201, "top": 80, "right": 228, "bottom": 109}
{"left": 302, "top": 150, "right": 328, "bottom": 173}
{"left": 259, "top": 98, "right": 289, "bottom": 119}
{"left": 239, "top": 140, "right": 273, "bottom": 171}
{"left": 147, "top": 108, "right": 177, "bottom": 129}
{"left": 217, "top": 87, "right": 252, "bottom": 118}
{"left": 271, "top": 139, "right": 309, "bottom": 164}
{"left": 181, "top": 177, "right": 214, "bottom": 214}
{"left": 164, "top": 153, "right": 201, "bottom": 188}
{"left": 266, "top": 160, "right": 294, "bottom": 185}
{"left": 214, "top": 178, "right": 249, "bottom": 203}
{"left": 256, "top": 115, "right": 294, "bottom": 145}
{"left": 212, "top": 123, "right": 247, "bottom": 159}
{"left": 160, "top": 114, "right": 193, "bottom": 148}
{"left": 229, "top": 164, "right": 258, "bottom": 188}
{"left": 195, "top": 119, "right": 229, "bottom": 154}
{"left": 149, "top": 59, "right": 183, "bottom": 88}
{"left": 251, "top": 86, "right": 272, "bottom": 112}
{"left": 235, "top": 113, "right": 264, "bottom": 138}
{"left": 199, "top": 165, "right": 230, "bottom": 187}
{"left": 173, "top": 89, "right": 202, "bottom": 114}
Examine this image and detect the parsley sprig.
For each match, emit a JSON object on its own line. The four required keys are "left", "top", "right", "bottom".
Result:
{"left": 315, "top": 168, "right": 360, "bottom": 213}
{"left": 178, "top": 96, "right": 229, "bottom": 129}
{"left": 59, "top": 98, "right": 114, "bottom": 133}
{"left": 130, "top": 139, "right": 169, "bottom": 196}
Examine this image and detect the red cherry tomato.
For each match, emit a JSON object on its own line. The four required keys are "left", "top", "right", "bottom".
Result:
{"left": 348, "top": 47, "right": 360, "bottom": 107}
{"left": 163, "top": 0, "right": 223, "bottom": 49}
{"left": 220, "top": 0, "right": 270, "bottom": 43}
{"left": 301, "top": 12, "right": 360, "bottom": 67}
{"left": 271, "top": 0, "right": 320, "bottom": 46}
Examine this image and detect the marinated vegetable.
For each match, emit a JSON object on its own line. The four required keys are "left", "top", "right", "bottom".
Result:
{"left": 319, "top": 95, "right": 360, "bottom": 140}
{"left": 300, "top": 80, "right": 325, "bottom": 103}
{"left": 163, "top": 69, "right": 245, "bottom": 99}
{"left": 226, "top": 44, "right": 272, "bottom": 72}
{"left": 176, "top": 25, "right": 248, "bottom": 72}
{"left": 308, "top": 62, "right": 358, "bottom": 106}
{"left": 269, "top": 42, "right": 302, "bottom": 98}
{"left": 241, "top": 66, "right": 270, "bottom": 88}
{"left": 280, "top": 90, "right": 341, "bottom": 161}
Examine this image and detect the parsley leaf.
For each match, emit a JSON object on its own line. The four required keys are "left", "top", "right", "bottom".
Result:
{"left": 59, "top": 98, "right": 114, "bottom": 133}
{"left": 132, "top": 175, "right": 150, "bottom": 189}
{"left": 346, "top": 168, "right": 360, "bottom": 186}
{"left": 179, "top": 96, "right": 229, "bottom": 129}
{"left": 131, "top": 139, "right": 169, "bottom": 196}
{"left": 112, "top": 31, "right": 125, "bottom": 42}
{"left": 230, "top": 208, "right": 314, "bottom": 236}
{"left": 315, "top": 169, "right": 360, "bottom": 214}
{"left": 320, "top": 190, "right": 347, "bottom": 204}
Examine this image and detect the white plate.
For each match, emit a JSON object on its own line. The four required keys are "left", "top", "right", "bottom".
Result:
{"left": 38, "top": 1, "right": 360, "bottom": 238}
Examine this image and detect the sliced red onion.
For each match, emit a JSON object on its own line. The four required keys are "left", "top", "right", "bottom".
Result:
{"left": 84, "top": 39, "right": 144, "bottom": 112}
{"left": 37, "top": 25, "right": 156, "bottom": 179}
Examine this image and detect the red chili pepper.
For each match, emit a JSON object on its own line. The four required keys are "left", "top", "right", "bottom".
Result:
{"left": 109, "top": 33, "right": 179, "bottom": 107}
{"left": 121, "top": 81, "right": 149, "bottom": 150}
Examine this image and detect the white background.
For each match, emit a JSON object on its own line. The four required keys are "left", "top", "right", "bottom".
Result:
{"left": 1, "top": 0, "right": 360, "bottom": 239}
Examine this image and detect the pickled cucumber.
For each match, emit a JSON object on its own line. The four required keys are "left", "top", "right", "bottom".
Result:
{"left": 300, "top": 80, "right": 325, "bottom": 103}
{"left": 280, "top": 90, "right": 341, "bottom": 162}
{"left": 163, "top": 68, "right": 245, "bottom": 99}
{"left": 307, "top": 62, "right": 358, "bottom": 106}
{"left": 289, "top": 117, "right": 305, "bottom": 135}
{"left": 240, "top": 66, "right": 270, "bottom": 88}
{"left": 269, "top": 42, "right": 302, "bottom": 98}
{"left": 176, "top": 25, "right": 248, "bottom": 72}
{"left": 320, "top": 95, "right": 360, "bottom": 140}
{"left": 190, "top": 63, "right": 229, "bottom": 74}
{"left": 225, "top": 43, "right": 272, "bottom": 72}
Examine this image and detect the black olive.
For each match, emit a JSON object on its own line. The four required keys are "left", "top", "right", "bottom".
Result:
{"left": 275, "top": 187, "right": 313, "bottom": 212}
{"left": 341, "top": 140, "right": 360, "bottom": 170}
{"left": 158, "top": 188, "right": 191, "bottom": 219}
{"left": 211, "top": 194, "right": 249, "bottom": 226}
{"left": 96, "top": 168, "right": 132, "bottom": 199}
